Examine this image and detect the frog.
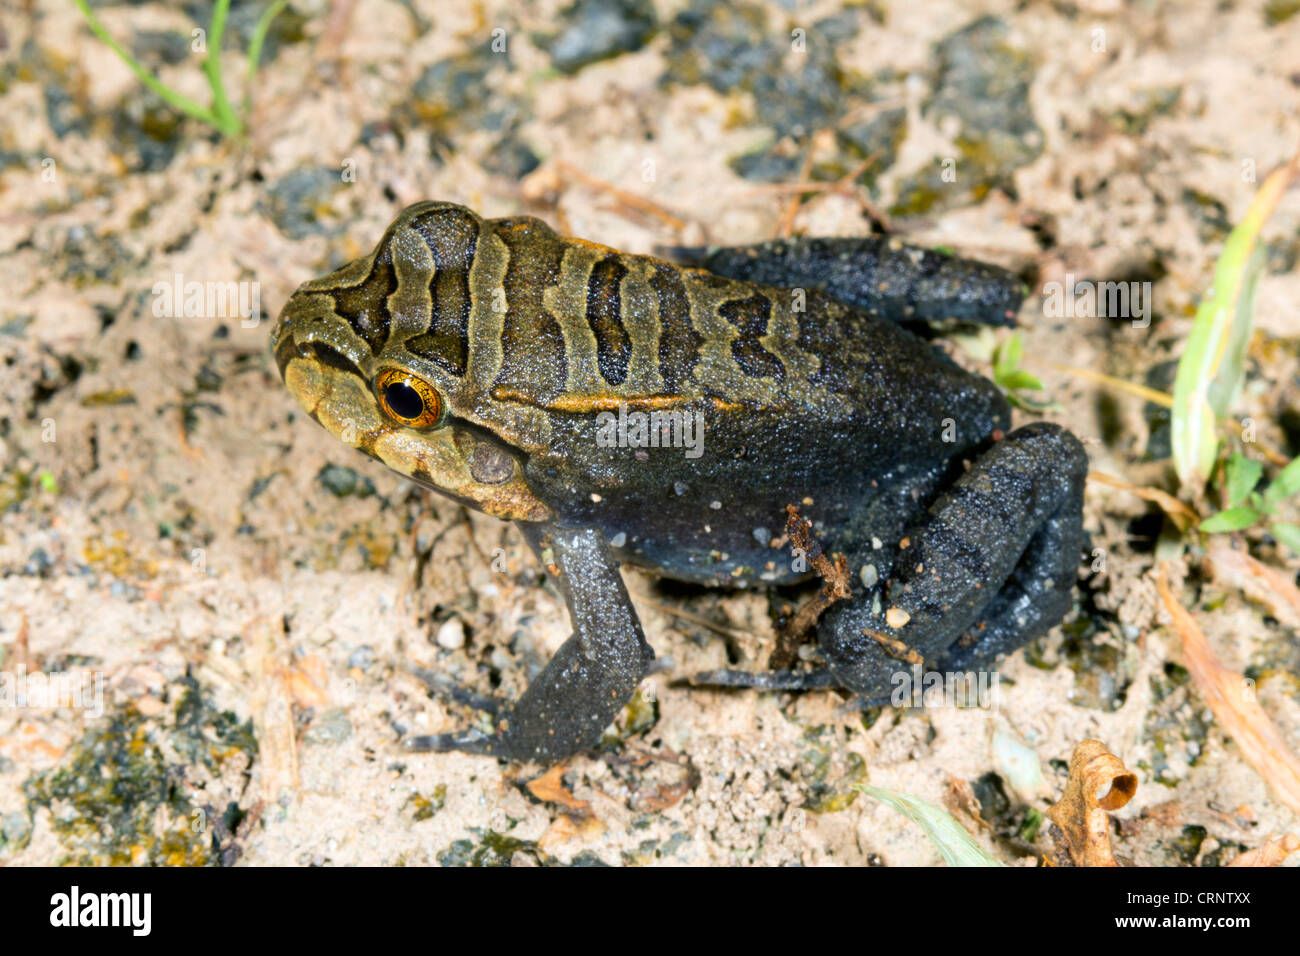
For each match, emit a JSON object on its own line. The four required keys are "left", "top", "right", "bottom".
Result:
{"left": 271, "top": 201, "right": 1087, "bottom": 764}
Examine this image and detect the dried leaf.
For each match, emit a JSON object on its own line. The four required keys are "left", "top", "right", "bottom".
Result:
{"left": 1088, "top": 471, "right": 1199, "bottom": 532}
{"left": 1045, "top": 739, "right": 1137, "bottom": 867}
{"left": 284, "top": 654, "right": 330, "bottom": 709}
{"left": 538, "top": 811, "right": 603, "bottom": 848}
{"left": 769, "top": 504, "right": 853, "bottom": 668}
{"left": 526, "top": 763, "right": 588, "bottom": 812}
{"left": 1157, "top": 564, "right": 1300, "bottom": 817}
{"left": 1204, "top": 540, "right": 1300, "bottom": 628}
{"left": 943, "top": 777, "right": 988, "bottom": 834}
{"left": 1227, "top": 833, "right": 1300, "bottom": 867}
{"left": 527, "top": 763, "right": 605, "bottom": 846}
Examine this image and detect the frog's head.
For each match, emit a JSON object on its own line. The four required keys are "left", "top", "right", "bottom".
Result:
{"left": 271, "top": 201, "right": 554, "bottom": 523}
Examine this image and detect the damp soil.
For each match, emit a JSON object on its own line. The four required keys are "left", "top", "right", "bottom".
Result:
{"left": 1, "top": 0, "right": 1299, "bottom": 866}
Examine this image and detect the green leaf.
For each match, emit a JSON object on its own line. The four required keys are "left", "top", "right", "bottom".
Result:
{"left": 994, "top": 332, "right": 1022, "bottom": 379}
{"left": 854, "top": 785, "right": 1003, "bottom": 867}
{"left": 1224, "top": 453, "right": 1263, "bottom": 508}
{"left": 202, "top": 0, "right": 241, "bottom": 135}
{"left": 1263, "top": 455, "right": 1300, "bottom": 507}
{"left": 1171, "top": 158, "right": 1298, "bottom": 490}
{"left": 999, "top": 369, "right": 1045, "bottom": 393}
{"left": 1270, "top": 522, "right": 1300, "bottom": 554}
{"left": 1199, "top": 505, "right": 1261, "bottom": 533}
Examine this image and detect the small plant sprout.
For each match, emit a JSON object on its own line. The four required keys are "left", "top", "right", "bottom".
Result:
{"left": 72, "top": 0, "right": 287, "bottom": 140}
{"left": 991, "top": 331, "right": 1053, "bottom": 410}
{"left": 1200, "top": 452, "right": 1300, "bottom": 554}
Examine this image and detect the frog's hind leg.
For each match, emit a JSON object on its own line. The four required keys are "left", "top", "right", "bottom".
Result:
{"left": 659, "top": 236, "right": 1028, "bottom": 326}
{"left": 406, "top": 524, "right": 654, "bottom": 763}
{"left": 934, "top": 488, "right": 1084, "bottom": 674}
{"left": 816, "top": 422, "right": 1087, "bottom": 699}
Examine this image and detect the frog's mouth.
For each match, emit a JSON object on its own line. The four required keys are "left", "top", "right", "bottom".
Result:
{"left": 277, "top": 340, "right": 552, "bottom": 523}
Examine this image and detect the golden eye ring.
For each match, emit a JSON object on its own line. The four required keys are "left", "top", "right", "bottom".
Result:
{"left": 375, "top": 369, "right": 443, "bottom": 428}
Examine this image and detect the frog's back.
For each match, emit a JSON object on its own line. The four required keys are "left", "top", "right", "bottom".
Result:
{"left": 292, "top": 201, "right": 1000, "bottom": 436}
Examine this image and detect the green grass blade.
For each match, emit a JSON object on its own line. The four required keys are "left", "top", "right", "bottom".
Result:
{"left": 71, "top": 0, "right": 220, "bottom": 128}
{"left": 1172, "top": 157, "right": 1299, "bottom": 491}
{"left": 248, "top": 1, "right": 288, "bottom": 78}
{"left": 246, "top": 0, "right": 288, "bottom": 114}
{"left": 202, "top": 0, "right": 242, "bottom": 137}
{"left": 855, "top": 785, "right": 1003, "bottom": 866}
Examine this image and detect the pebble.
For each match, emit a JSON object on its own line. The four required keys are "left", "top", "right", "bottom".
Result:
{"left": 435, "top": 618, "right": 466, "bottom": 650}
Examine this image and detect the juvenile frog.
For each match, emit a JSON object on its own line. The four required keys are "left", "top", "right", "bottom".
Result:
{"left": 272, "top": 202, "right": 1087, "bottom": 763}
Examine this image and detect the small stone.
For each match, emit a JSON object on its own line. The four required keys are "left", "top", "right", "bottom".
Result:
{"left": 860, "top": 563, "right": 878, "bottom": 588}
{"left": 886, "top": 607, "right": 911, "bottom": 628}
{"left": 547, "top": 0, "right": 657, "bottom": 74}
{"left": 1, "top": 812, "right": 31, "bottom": 848}
{"left": 317, "top": 464, "right": 376, "bottom": 498}
{"left": 303, "top": 708, "right": 352, "bottom": 745}
{"left": 436, "top": 617, "right": 466, "bottom": 650}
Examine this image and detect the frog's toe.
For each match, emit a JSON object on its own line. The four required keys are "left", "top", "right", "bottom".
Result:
{"left": 687, "top": 668, "right": 839, "bottom": 690}
{"left": 410, "top": 666, "right": 503, "bottom": 715}
{"left": 404, "top": 728, "right": 499, "bottom": 755}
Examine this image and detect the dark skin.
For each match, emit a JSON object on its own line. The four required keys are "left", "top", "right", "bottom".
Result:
{"left": 273, "top": 202, "right": 1088, "bottom": 764}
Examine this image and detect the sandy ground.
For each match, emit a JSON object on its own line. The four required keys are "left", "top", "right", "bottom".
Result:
{"left": 1, "top": 0, "right": 1299, "bottom": 866}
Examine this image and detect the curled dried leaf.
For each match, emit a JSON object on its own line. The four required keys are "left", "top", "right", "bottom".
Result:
{"left": 1046, "top": 739, "right": 1137, "bottom": 867}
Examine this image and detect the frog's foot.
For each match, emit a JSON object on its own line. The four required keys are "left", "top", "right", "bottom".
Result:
{"left": 686, "top": 668, "right": 839, "bottom": 691}
{"left": 408, "top": 525, "right": 654, "bottom": 764}
{"left": 405, "top": 668, "right": 505, "bottom": 755}
{"left": 660, "top": 236, "right": 1027, "bottom": 326}
{"left": 817, "top": 422, "right": 1087, "bottom": 698}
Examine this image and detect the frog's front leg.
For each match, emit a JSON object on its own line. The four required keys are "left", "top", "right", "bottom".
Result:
{"left": 818, "top": 423, "right": 1087, "bottom": 697}
{"left": 407, "top": 524, "right": 654, "bottom": 763}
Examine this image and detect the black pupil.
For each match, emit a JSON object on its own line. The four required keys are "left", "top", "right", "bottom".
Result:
{"left": 384, "top": 381, "right": 424, "bottom": 419}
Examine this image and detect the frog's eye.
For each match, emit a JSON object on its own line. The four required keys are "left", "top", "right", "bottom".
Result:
{"left": 375, "top": 369, "right": 443, "bottom": 428}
